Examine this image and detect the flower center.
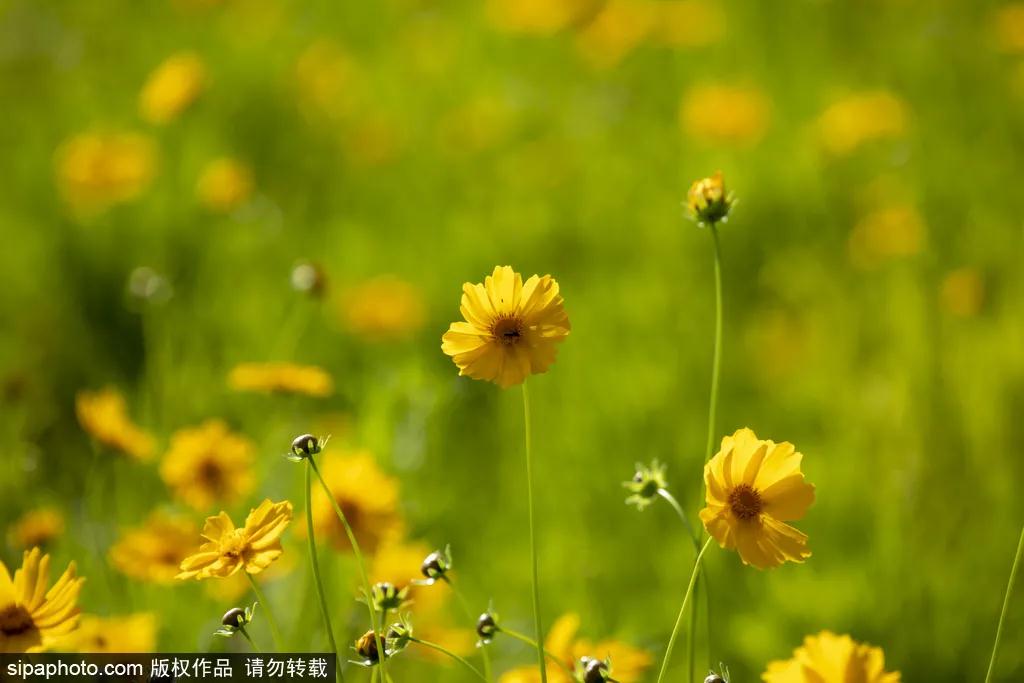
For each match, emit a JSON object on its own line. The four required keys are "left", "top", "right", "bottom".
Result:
{"left": 728, "top": 483, "right": 763, "bottom": 521}
{"left": 0, "top": 605, "right": 35, "bottom": 637}
{"left": 491, "top": 315, "right": 523, "bottom": 345}
{"left": 218, "top": 528, "right": 248, "bottom": 558}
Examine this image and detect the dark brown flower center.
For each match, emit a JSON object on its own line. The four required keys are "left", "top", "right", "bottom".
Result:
{"left": 491, "top": 315, "right": 523, "bottom": 345}
{"left": 728, "top": 483, "right": 763, "bottom": 521}
{"left": 0, "top": 605, "right": 35, "bottom": 637}
{"left": 197, "top": 457, "right": 225, "bottom": 493}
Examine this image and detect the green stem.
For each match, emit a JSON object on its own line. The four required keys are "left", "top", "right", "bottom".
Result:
{"left": 442, "top": 578, "right": 493, "bottom": 682}
{"left": 245, "top": 574, "right": 285, "bottom": 652}
{"left": 521, "top": 382, "right": 547, "bottom": 683}
{"left": 308, "top": 457, "right": 387, "bottom": 680}
{"left": 704, "top": 222, "right": 723, "bottom": 468}
{"left": 655, "top": 538, "right": 712, "bottom": 683}
{"left": 985, "top": 523, "right": 1024, "bottom": 683}
{"left": 305, "top": 462, "right": 344, "bottom": 680}
{"left": 239, "top": 627, "right": 261, "bottom": 653}
{"left": 657, "top": 489, "right": 700, "bottom": 552}
{"left": 410, "top": 637, "right": 487, "bottom": 681}
{"left": 497, "top": 628, "right": 573, "bottom": 677}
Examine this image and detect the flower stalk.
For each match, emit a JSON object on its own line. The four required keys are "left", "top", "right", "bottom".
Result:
{"left": 522, "top": 382, "right": 547, "bottom": 683}
{"left": 655, "top": 537, "right": 712, "bottom": 683}
{"left": 244, "top": 574, "right": 284, "bottom": 652}
{"left": 410, "top": 637, "right": 488, "bottom": 682}
{"left": 985, "top": 523, "right": 1024, "bottom": 683}
{"left": 304, "top": 461, "right": 344, "bottom": 680}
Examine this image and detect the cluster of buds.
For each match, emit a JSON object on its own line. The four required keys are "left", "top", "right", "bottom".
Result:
{"left": 686, "top": 171, "right": 734, "bottom": 227}
{"left": 414, "top": 545, "right": 453, "bottom": 586}
{"left": 285, "top": 433, "right": 329, "bottom": 462}
{"left": 475, "top": 608, "right": 499, "bottom": 647}
{"left": 214, "top": 603, "right": 257, "bottom": 638}
{"left": 622, "top": 460, "right": 668, "bottom": 511}
{"left": 369, "top": 582, "right": 409, "bottom": 613}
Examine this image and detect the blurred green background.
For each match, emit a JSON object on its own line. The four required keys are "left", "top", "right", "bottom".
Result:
{"left": 2, "top": 0, "right": 1024, "bottom": 679}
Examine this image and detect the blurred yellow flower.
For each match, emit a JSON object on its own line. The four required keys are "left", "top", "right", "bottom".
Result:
{"left": 441, "top": 266, "right": 571, "bottom": 389}
{"left": 306, "top": 450, "right": 403, "bottom": 555}
{"left": 294, "top": 39, "right": 359, "bottom": 122}
{"left": 228, "top": 362, "right": 334, "bottom": 397}
{"left": 159, "top": 420, "right": 255, "bottom": 511}
{"left": 847, "top": 205, "right": 926, "bottom": 269}
{"left": 700, "top": 428, "right": 815, "bottom": 570}
{"left": 177, "top": 499, "right": 293, "bottom": 580}
{"left": 762, "top": 631, "right": 900, "bottom": 683}
{"left": 437, "top": 96, "right": 515, "bottom": 155}
{"left": 75, "top": 387, "right": 155, "bottom": 461}
{"left": 994, "top": 4, "right": 1024, "bottom": 53}
{"left": 139, "top": 51, "right": 207, "bottom": 124}
{"left": 499, "top": 613, "right": 651, "bottom": 683}
{"left": 109, "top": 513, "right": 198, "bottom": 584}
{"left": 8, "top": 507, "right": 64, "bottom": 549}
{"left": 816, "top": 92, "right": 907, "bottom": 156}
{"left": 940, "top": 267, "right": 985, "bottom": 318}
{"left": 681, "top": 84, "right": 771, "bottom": 145}
{"left": 486, "top": 0, "right": 596, "bottom": 34}
{"left": 55, "top": 132, "right": 156, "bottom": 213}
{"left": 649, "top": 1, "right": 725, "bottom": 48}
{"left": 574, "top": 1, "right": 655, "bottom": 69}
{"left": 339, "top": 276, "right": 427, "bottom": 341}
{"left": 343, "top": 116, "right": 405, "bottom": 167}
{"left": 197, "top": 158, "right": 253, "bottom": 212}
{"left": 0, "top": 548, "right": 84, "bottom": 653}
{"left": 60, "top": 613, "right": 157, "bottom": 653}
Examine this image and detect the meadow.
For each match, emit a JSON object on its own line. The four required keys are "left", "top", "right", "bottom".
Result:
{"left": 2, "top": 0, "right": 1024, "bottom": 681}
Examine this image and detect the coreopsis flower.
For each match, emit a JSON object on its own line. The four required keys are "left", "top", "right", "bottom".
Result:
{"left": 687, "top": 171, "right": 734, "bottom": 226}
{"left": 196, "top": 158, "right": 253, "bottom": 212}
{"left": 574, "top": 1, "right": 655, "bottom": 69}
{"left": 940, "top": 267, "right": 985, "bottom": 318}
{"left": 0, "top": 548, "right": 84, "bottom": 653}
{"left": 60, "top": 613, "right": 156, "bottom": 653}
{"left": 228, "top": 362, "right": 334, "bottom": 397}
{"left": 339, "top": 276, "right": 426, "bottom": 341}
{"left": 139, "top": 52, "right": 206, "bottom": 124}
{"left": 293, "top": 39, "right": 360, "bottom": 123}
{"left": 623, "top": 460, "right": 668, "bottom": 511}
{"left": 159, "top": 420, "right": 255, "bottom": 510}
{"left": 177, "top": 499, "right": 293, "bottom": 580}
{"left": 681, "top": 85, "right": 770, "bottom": 146}
{"left": 55, "top": 132, "right": 156, "bottom": 213}
{"left": 485, "top": 0, "right": 595, "bottom": 34}
{"left": 8, "top": 507, "right": 64, "bottom": 548}
{"left": 499, "top": 613, "right": 651, "bottom": 683}
{"left": 75, "top": 387, "right": 155, "bottom": 461}
{"left": 441, "top": 266, "right": 571, "bottom": 389}
{"left": 109, "top": 513, "right": 198, "bottom": 584}
{"left": 816, "top": 92, "right": 907, "bottom": 156}
{"left": 699, "top": 428, "right": 815, "bottom": 570}
{"left": 994, "top": 4, "right": 1024, "bottom": 52}
{"left": 847, "top": 205, "right": 926, "bottom": 269}
{"left": 649, "top": 1, "right": 725, "bottom": 48}
{"left": 762, "top": 631, "right": 900, "bottom": 683}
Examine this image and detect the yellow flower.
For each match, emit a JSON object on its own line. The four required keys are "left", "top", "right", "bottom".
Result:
{"left": 306, "top": 450, "right": 403, "bottom": 555}
{"left": 75, "top": 387, "right": 155, "bottom": 461}
{"left": 177, "top": 499, "right": 293, "bottom": 580}
{"left": 485, "top": 0, "right": 596, "bottom": 34}
{"left": 940, "top": 267, "right": 985, "bottom": 318}
{"left": 762, "top": 631, "right": 900, "bottom": 683}
{"left": 574, "top": 1, "right": 655, "bottom": 69}
{"left": 8, "top": 508, "right": 64, "bottom": 549}
{"left": 60, "top": 613, "right": 157, "bottom": 653}
{"left": 294, "top": 39, "right": 359, "bottom": 123}
{"left": 197, "top": 158, "right": 253, "bottom": 212}
{"left": 159, "top": 420, "right": 255, "bottom": 511}
{"left": 649, "top": 1, "right": 725, "bottom": 48}
{"left": 699, "top": 428, "right": 815, "bottom": 570}
{"left": 816, "top": 92, "right": 907, "bottom": 156}
{"left": 687, "top": 171, "right": 733, "bottom": 225}
{"left": 499, "top": 613, "right": 651, "bottom": 683}
{"left": 109, "top": 513, "right": 199, "bottom": 584}
{"left": 339, "top": 276, "right": 427, "bottom": 341}
{"left": 228, "top": 362, "right": 334, "bottom": 397}
{"left": 993, "top": 4, "right": 1024, "bottom": 53}
{"left": 441, "top": 266, "right": 571, "bottom": 389}
{"left": 680, "top": 84, "right": 771, "bottom": 145}
{"left": 139, "top": 52, "right": 207, "bottom": 124}
{"left": 0, "top": 548, "right": 84, "bottom": 653}
{"left": 847, "top": 205, "right": 926, "bottom": 269}
{"left": 55, "top": 132, "right": 156, "bottom": 213}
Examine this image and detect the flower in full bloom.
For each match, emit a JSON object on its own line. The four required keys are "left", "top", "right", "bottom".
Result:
{"left": 109, "top": 513, "right": 199, "bottom": 584}
{"left": 196, "top": 158, "right": 253, "bottom": 212}
{"left": 687, "top": 171, "right": 734, "bottom": 226}
{"left": 177, "top": 499, "right": 293, "bottom": 580}
{"left": 441, "top": 266, "right": 571, "bottom": 389}
{"left": 60, "top": 613, "right": 157, "bottom": 653}
{"left": 816, "top": 92, "right": 907, "bottom": 156}
{"left": 8, "top": 508, "right": 64, "bottom": 548}
{"left": 55, "top": 132, "right": 156, "bottom": 213}
{"left": 0, "top": 548, "right": 84, "bottom": 653}
{"left": 75, "top": 387, "right": 155, "bottom": 461}
{"left": 699, "top": 428, "right": 815, "bottom": 570}
{"left": 139, "top": 52, "right": 207, "bottom": 124}
{"left": 339, "top": 276, "right": 426, "bottom": 341}
{"left": 681, "top": 85, "right": 770, "bottom": 145}
{"left": 228, "top": 362, "right": 334, "bottom": 397}
{"left": 159, "top": 420, "right": 256, "bottom": 510}
{"left": 762, "top": 631, "right": 900, "bottom": 683}
{"left": 499, "top": 613, "right": 651, "bottom": 683}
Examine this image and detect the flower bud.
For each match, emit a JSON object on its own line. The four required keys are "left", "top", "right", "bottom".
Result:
{"left": 291, "top": 261, "right": 327, "bottom": 299}
{"left": 704, "top": 675, "right": 726, "bottom": 683}
{"left": 385, "top": 615, "right": 413, "bottom": 655}
{"left": 221, "top": 608, "right": 246, "bottom": 628}
{"left": 418, "top": 545, "right": 453, "bottom": 584}
{"left": 579, "top": 657, "right": 610, "bottom": 683}
{"left": 355, "top": 630, "right": 380, "bottom": 665}
{"left": 686, "top": 171, "right": 734, "bottom": 226}
{"left": 290, "top": 434, "right": 322, "bottom": 459}
{"left": 370, "top": 582, "right": 408, "bottom": 612}
{"left": 476, "top": 610, "right": 498, "bottom": 645}
{"left": 623, "top": 460, "right": 668, "bottom": 511}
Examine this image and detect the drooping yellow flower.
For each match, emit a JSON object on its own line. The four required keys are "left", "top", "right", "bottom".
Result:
{"left": 139, "top": 51, "right": 207, "bottom": 124}
{"left": 60, "top": 613, "right": 157, "bottom": 653}
{"left": 485, "top": 0, "right": 596, "bottom": 34}
{"left": 306, "top": 450, "right": 403, "bottom": 555}
{"left": 441, "top": 266, "right": 571, "bottom": 389}
{"left": 0, "top": 548, "right": 84, "bottom": 653}
{"left": 75, "top": 387, "right": 156, "bottom": 461}
{"left": 847, "top": 205, "right": 926, "bottom": 269}
{"left": 499, "top": 613, "right": 651, "bottom": 683}
{"left": 940, "top": 267, "right": 985, "bottom": 318}
{"left": 574, "top": 1, "right": 655, "bottom": 69}
{"left": 339, "top": 275, "right": 427, "bottom": 341}
{"left": 680, "top": 84, "right": 771, "bottom": 145}
{"left": 196, "top": 157, "right": 253, "bottom": 212}
{"left": 109, "top": 513, "right": 199, "bottom": 584}
{"left": 177, "top": 499, "right": 293, "bottom": 580}
{"left": 993, "top": 4, "right": 1024, "bottom": 53}
{"left": 228, "top": 362, "right": 334, "bottom": 397}
{"left": 55, "top": 132, "right": 156, "bottom": 213}
{"left": 8, "top": 508, "right": 64, "bottom": 549}
{"left": 762, "top": 631, "right": 900, "bottom": 683}
{"left": 816, "top": 92, "right": 907, "bottom": 156}
{"left": 699, "top": 428, "right": 815, "bottom": 570}
{"left": 159, "top": 420, "right": 255, "bottom": 511}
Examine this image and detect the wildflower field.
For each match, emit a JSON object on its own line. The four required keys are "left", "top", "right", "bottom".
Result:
{"left": 2, "top": 0, "right": 1024, "bottom": 681}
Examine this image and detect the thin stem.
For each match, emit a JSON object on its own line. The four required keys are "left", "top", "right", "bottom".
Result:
{"left": 521, "top": 382, "right": 547, "bottom": 683}
{"left": 305, "top": 462, "right": 344, "bottom": 681}
{"left": 658, "top": 489, "right": 700, "bottom": 552}
{"left": 410, "top": 637, "right": 487, "bottom": 682}
{"left": 246, "top": 574, "right": 285, "bottom": 652}
{"left": 985, "top": 523, "right": 1024, "bottom": 683}
{"left": 308, "top": 457, "right": 387, "bottom": 680}
{"left": 655, "top": 538, "right": 712, "bottom": 683}
{"left": 497, "top": 628, "right": 574, "bottom": 677}
{"left": 442, "top": 578, "right": 493, "bottom": 682}
{"left": 704, "top": 222, "right": 723, "bottom": 468}
{"left": 239, "top": 627, "right": 261, "bottom": 653}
